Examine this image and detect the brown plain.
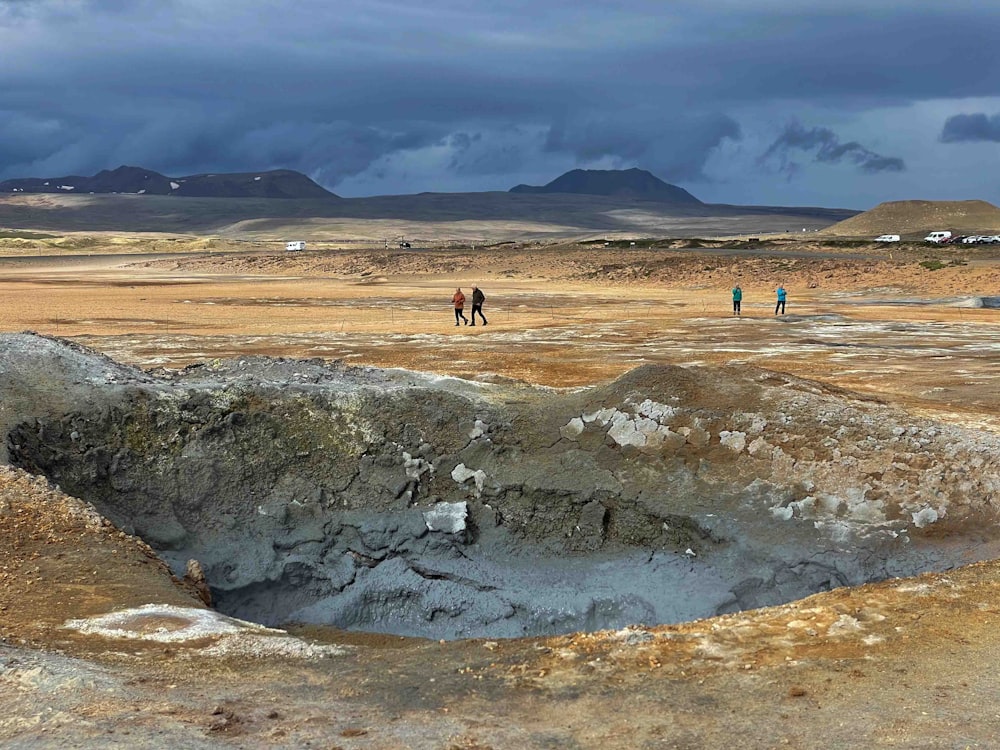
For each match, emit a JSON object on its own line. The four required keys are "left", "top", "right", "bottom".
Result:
{"left": 2, "top": 201, "right": 1000, "bottom": 747}
{"left": 2, "top": 235, "right": 998, "bottom": 425}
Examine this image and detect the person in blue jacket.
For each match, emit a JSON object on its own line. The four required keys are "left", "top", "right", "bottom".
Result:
{"left": 775, "top": 284, "right": 787, "bottom": 315}
{"left": 732, "top": 284, "right": 742, "bottom": 316}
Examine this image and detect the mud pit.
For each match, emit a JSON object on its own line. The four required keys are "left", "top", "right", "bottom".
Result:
{"left": 3, "top": 332, "right": 999, "bottom": 642}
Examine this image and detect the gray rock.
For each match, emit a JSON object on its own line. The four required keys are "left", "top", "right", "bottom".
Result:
{"left": 422, "top": 502, "right": 468, "bottom": 534}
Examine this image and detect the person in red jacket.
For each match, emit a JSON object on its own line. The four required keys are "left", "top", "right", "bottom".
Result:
{"left": 452, "top": 288, "right": 468, "bottom": 326}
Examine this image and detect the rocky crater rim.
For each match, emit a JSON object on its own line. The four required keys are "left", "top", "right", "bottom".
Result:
{"left": 2, "top": 333, "right": 999, "bottom": 640}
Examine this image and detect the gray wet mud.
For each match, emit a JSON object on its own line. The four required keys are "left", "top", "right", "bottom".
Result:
{"left": 2, "top": 333, "right": 999, "bottom": 640}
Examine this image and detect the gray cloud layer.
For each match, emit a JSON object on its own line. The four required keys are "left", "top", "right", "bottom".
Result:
{"left": 941, "top": 113, "right": 1000, "bottom": 143}
{"left": 545, "top": 114, "right": 742, "bottom": 182}
{"left": 762, "top": 122, "right": 905, "bottom": 176}
{"left": 1, "top": 1, "right": 998, "bottom": 202}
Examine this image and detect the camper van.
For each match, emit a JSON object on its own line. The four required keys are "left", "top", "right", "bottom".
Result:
{"left": 874, "top": 234, "right": 900, "bottom": 242}
{"left": 285, "top": 241, "right": 306, "bottom": 252}
{"left": 923, "top": 231, "right": 951, "bottom": 244}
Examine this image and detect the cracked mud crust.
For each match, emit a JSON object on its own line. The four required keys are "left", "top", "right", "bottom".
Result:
{"left": 3, "top": 463, "right": 1000, "bottom": 748}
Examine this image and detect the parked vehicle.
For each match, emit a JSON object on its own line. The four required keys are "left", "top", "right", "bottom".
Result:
{"left": 924, "top": 231, "right": 952, "bottom": 243}
{"left": 285, "top": 240, "right": 306, "bottom": 252}
{"left": 934, "top": 233, "right": 1000, "bottom": 245}
{"left": 874, "top": 234, "right": 900, "bottom": 242}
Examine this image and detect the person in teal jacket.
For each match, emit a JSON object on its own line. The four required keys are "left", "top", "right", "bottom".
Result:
{"left": 732, "top": 285, "right": 742, "bottom": 316}
{"left": 775, "top": 284, "right": 787, "bottom": 315}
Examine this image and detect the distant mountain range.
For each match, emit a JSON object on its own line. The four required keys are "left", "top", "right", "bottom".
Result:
{"left": 0, "top": 164, "right": 863, "bottom": 240}
{"left": 2, "top": 165, "right": 702, "bottom": 203}
{"left": 0, "top": 165, "right": 337, "bottom": 199}
{"left": 510, "top": 168, "right": 702, "bottom": 204}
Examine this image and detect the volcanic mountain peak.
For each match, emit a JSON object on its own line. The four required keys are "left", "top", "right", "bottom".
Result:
{"left": 510, "top": 167, "right": 702, "bottom": 204}
{"left": 0, "top": 165, "right": 338, "bottom": 199}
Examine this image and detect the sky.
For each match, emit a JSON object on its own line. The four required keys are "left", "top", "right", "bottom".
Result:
{"left": 1, "top": 0, "right": 999, "bottom": 209}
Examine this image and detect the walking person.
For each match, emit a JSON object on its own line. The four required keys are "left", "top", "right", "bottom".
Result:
{"left": 732, "top": 284, "right": 742, "bottom": 316}
{"left": 470, "top": 285, "right": 488, "bottom": 326}
{"left": 774, "top": 284, "right": 787, "bottom": 315}
{"left": 452, "top": 287, "right": 468, "bottom": 326}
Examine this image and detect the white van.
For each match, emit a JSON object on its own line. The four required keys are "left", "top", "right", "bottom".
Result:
{"left": 285, "top": 240, "right": 306, "bottom": 252}
{"left": 874, "top": 234, "right": 900, "bottom": 242}
{"left": 923, "top": 231, "right": 951, "bottom": 243}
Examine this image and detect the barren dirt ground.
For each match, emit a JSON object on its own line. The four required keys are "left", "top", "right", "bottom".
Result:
{"left": 2, "top": 240, "right": 998, "bottom": 424}
{"left": 2, "top": 239, "right": 1000, "bottom": 748}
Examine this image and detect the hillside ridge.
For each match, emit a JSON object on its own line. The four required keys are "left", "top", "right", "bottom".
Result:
{"left": 823, "top": 199, "right": 1000, "bottom": 237}
{"left": 510, "top": 167, "right": 702, "bottom": 204}
{"left": 0, "top": 165, "right": 337, "bottom": 200}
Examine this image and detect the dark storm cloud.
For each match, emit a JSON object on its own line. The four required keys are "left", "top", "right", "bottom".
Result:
{"left": 940, "top": 113, "right": 1000, "bottom": 143}
{"left": 0, "top": 111, "right": 74, "bottom": 168}
{"left": 0, "top": 0, "right": 34, "bottom": 21}
{"left": 761, "top": 122, "right": 905, "bottom": 176}
{"left": 223, "top": 122, "right": 450, "bottom": 186}
{"left": 625, "top": 3, "right": 1000, "bottom": 104}
{"left": 0, "top": 1, "right": 998, "bottom": 198}
{"left": 0, "top": 0, "right": 163, "bottom": 20}
{"left": 446, "top": 131, "right": 525, "bottom": 177}
{"left": 545, "top": 114, "right": 742, "bottom": 182}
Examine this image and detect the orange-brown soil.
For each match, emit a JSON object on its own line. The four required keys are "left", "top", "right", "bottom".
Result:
{"left": 2, "top": 240, "right": 1000, "bottom": 748}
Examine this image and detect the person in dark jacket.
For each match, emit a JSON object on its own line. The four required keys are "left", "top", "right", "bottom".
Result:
{"left": 470, "top": 285, "right": 488, "bottom": 326}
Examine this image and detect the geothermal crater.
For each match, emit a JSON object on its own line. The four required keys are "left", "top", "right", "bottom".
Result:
{"left": 3, "top": 333, "right": 998, "bottom": 640}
